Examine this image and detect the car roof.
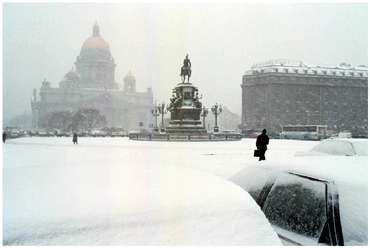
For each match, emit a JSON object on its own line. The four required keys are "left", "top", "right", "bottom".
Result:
{"left": 309, "top": 138, "right": 368, "bottom": 156}
{"left": 323, "top": 138, "right": 368, "bottom": 143}
{"left": 4, "top": 163, "right": 281, "bottom": 245}
{"left": 255, "top": 156, "right": 367, "bottom": 187}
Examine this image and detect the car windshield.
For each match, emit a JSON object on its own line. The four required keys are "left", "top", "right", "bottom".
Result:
{"left": 230, "top": 167, "right": 276, "bottom": 201}
{"left": 262, "top": 174, "right": 327, "bottom": 243}
{"left": 311, "top": 139, "right": 368, "bottom": 156}
{"left": 311, "top": 140, "right": 356, "bottom": 156}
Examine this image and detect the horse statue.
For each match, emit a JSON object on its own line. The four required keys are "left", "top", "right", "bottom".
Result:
{"left": 180, "top": 54, "right": 192, "bottom": 83}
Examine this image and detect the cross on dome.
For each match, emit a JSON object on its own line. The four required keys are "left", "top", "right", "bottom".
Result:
{"left": 93, "top": 21, "right": 100, "bottom": 37}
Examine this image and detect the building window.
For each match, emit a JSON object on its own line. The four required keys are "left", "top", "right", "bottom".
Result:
{"left": 294, "top": 69, "right": 298, "bottom": 73}
{"left": 359, "top": 73, "right": 363, "bottom": 77}
{"left": 332, "top": 71, "right": 336, "bottom": 75}
{"left": 304, "top": 70, "right": 308, "bottom": 74}
{"left": 284, "top": 69, "right": 289, "bottom": 73}
{"left": 322, "top": 70, "right": 327, "bottom": 75}
{"left": 274, "top": 68, "right": 278, "bottom": 72}
{"left": 312, "top": 70, "right": 317, "bottom": 74}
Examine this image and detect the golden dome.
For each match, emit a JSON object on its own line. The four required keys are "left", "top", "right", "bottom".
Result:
{"left": 81, "top": 36, "right": 110, "bottom": 51}
{"left": 81, "top": 23, "right": 110, "bottom": 51}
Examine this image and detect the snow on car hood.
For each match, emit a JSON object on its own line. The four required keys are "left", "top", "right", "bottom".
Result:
{"left": 246, "top": 156, "right": 368, "bottom": 245}
{"left": 4, "top": 140, "right": 281, "bottom": 245}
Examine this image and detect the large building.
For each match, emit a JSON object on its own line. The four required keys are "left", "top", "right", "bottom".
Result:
{"left": 241, "top": 59, "right": 368, "bottom": 137}
{"left": 31, "top": 23, "right": 154, "bottom": 131}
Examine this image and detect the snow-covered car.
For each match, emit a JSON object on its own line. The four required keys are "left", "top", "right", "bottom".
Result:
{"left": 338, "top": 132, "right": 352, "bottom": 138}
{"left": 296, "top": 138, "right": 368, "bottom": 156}
{"left": 37, "top": 129, "right": 49, "bottom": 137}
{"left": 9, "top": 130, "right": 23, "bottom": 138}
{"left": 219, "top": 130, "right": 243, "bottom": 139}
{"left": 230, "top": 157, "right": 368, "bottom": 246}
{"left": 90, "top": 129, "right": 107, "bottom": 137}
{"left": 4, "top": 164, "right": 281, "bottom": 245}
{"left": 110, "top": 131, "right": 126, "bottom": 137}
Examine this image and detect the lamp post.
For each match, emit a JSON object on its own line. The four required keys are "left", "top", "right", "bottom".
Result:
{"left": 200, "top": 106, "right": 209, "bottom": 129}
{"left": 151, "top": 105, "right": 160, "bottom": 132}
{"left": 211, "top": 103, "right": 222, "bottom": 133}
{"left": 158, "top": 103, "right": 168, "bottom": 132}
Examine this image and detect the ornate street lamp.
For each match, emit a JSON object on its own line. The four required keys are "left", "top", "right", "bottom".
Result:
{"left": 200, "top": 106, "right": 209, "bottom": 129}
{"left": 151, "top": 105, "right": 160, "bottom": 131}
{"left": 158, "top": 103, "right": 168, "bottom": 132}
{"left": 211, "top": 103, "right": 222, "bottom": 132}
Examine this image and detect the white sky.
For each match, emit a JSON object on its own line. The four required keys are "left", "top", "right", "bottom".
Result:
{"left": 3, "top": 3, "right": 368, "bottom": 122}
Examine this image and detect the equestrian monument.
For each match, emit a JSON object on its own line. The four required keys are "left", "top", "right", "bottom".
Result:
{"left": 166, "top": 55, "right": 207, "bottom": 135}
{"left": 129, "top": 54, "right": 242, "bottom": 141}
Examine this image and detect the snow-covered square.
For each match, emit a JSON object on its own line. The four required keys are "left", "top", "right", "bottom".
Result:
{"left": 3, "top": 137, "right": 368, "bottom": 245}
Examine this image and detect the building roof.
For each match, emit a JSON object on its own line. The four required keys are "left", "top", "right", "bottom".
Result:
{"left": 244, "top": 59, "right": 368, "bottom": 78}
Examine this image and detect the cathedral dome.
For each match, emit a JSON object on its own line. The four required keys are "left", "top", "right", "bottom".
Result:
{"left": 80, "top": 23, "right": 111, "bottom": 57}
{"left": 64, "top": 70, "right": 79, "bottom": 81}
{"left": 82, "top": 36, "right": 110, "bottom": 51}
{"left": 59, "top": 69, "right": 80, "bottom": 89}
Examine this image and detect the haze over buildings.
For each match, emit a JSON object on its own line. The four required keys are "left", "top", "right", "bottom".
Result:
{"left": 31, "top": 23, "right": 154, "bottom": 130}
{"left": 3, "top": 3, "right": 368, "bottom": 125}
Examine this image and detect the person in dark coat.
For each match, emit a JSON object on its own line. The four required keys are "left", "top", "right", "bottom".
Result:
{"left": 3, "top": 131, "right": 7, "bottom": 143}
{"left": 256, "top": 129, "right": 269, "bottom": 161}
{"left": 73, "top": 133, "right": 78, "bottom": 144}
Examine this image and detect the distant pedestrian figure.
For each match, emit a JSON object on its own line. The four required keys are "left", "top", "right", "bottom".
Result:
{"left": 3, "top": 131, "right": 7, "bottom": 143}
{"left": 73, "top": 133, "right": 78, "bottom": 144}
{"left": 256, "top": 129, "right": 269, "bottom": 161}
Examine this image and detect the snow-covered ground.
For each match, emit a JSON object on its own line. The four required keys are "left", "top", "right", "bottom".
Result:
{"left": 4, "top": 137, "right": 318, "bottom": 177}
{"left": 3, "top": 137, "right": 319, "bottom": 245}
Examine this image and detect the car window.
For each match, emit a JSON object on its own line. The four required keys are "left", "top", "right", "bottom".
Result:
{"left": 312, "top": 140, "right": 355, "bottom": 156}
{"left": 262, "top": 174, "right": 327, "bottom": 242}
{"left": 230, "top": 167, "right": 276, "bottom": 202}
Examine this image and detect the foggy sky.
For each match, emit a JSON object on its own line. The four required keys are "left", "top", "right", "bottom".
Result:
{"left": 3, "top": 3, "right": 368, "bottom": 122}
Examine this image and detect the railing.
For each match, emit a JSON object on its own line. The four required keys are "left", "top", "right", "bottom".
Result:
{"left": 129, "top": 133, "right": 242, "bottom": 141}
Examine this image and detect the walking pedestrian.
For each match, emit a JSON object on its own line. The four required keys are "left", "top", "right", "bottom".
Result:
{"left": 73, "top": 133, "right": 78, "bottom": 144}
{"left": 256, "top": 129, "right": 269, "bottom": 161}
{"left": 3, "top": 131, "right": 7, "bottom": 143}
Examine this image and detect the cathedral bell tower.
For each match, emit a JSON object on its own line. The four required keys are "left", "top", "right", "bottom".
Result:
{"left": 124, "top": 71, "right": 136, "bottom": 93}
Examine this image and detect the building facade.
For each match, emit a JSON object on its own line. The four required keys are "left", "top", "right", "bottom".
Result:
{"left": 31, "top": 23, "right": 154, "bottom": 131}
{"left": 241, "top": 59, "right": 368, "bottom": 137}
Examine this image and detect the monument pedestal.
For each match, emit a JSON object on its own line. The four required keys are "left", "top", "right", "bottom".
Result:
{"left": 166, "top": 83, "right": 207, "bottom": 135}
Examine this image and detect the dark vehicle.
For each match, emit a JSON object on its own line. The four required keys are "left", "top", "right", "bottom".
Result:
{"left": 230, "top": 157, "right": 367, "bottom": 246}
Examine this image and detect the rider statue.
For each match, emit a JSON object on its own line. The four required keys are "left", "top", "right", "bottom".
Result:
{"left": 180, "top": 54, "right": 192, "bottom": 83}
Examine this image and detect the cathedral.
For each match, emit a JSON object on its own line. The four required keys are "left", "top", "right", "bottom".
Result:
{"left": 31, "top": 23, "right": 154, "bottom": 131}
